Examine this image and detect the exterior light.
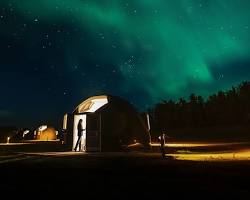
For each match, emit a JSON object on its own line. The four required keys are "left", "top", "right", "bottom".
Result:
{"left": 7, "top": 137, "right": 10, "bottom": 144}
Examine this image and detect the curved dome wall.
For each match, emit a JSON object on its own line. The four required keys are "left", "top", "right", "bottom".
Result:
{"left": 35, "top": 126, "right": 57, "bottom": 141}
{"left": 64, "top": 95, "right": 151, "bottom": 152}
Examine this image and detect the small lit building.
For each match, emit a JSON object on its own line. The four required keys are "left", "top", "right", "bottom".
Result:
{"left": 62, "top": 95, "right": 151, "bottom": 152}
{"left": 34, "top": 125, "right": 58, "bottom": 141}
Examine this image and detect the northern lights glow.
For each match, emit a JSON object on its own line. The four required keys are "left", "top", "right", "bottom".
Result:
{"left": 0, "top": 0, "right": 250, "bottom": 127}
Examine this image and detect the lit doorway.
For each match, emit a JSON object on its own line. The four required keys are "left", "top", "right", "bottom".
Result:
{"left": 73, "top": 114, "right": 86, "bottom": 151}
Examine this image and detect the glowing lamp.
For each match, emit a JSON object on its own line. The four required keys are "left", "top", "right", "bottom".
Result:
{"left": 7, "top": 136, "right": 10, "bottom": 144}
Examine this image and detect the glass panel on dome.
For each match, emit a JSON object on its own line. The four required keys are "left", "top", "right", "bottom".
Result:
{"left": 78, "top": 96, "right": 108, "bottom": 113}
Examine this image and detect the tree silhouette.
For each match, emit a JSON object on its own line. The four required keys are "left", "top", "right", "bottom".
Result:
{"left": 151, "top": 81, "right": 250, "bottom": 136}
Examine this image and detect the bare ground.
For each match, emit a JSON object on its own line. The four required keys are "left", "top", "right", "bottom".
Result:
{"left": 0, "top": 149, "right": 250, "bottom": 199}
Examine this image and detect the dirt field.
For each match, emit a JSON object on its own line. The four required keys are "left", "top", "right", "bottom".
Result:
{"left": 0, "top": 152, "right": 250, "bottom": 199}
{"left": 0, "top": 143, "right": 250, "bottom": 199}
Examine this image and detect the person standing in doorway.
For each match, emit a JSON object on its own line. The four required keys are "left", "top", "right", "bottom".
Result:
{"left": 74, "top": 119, "right": 85, "bottom": 152}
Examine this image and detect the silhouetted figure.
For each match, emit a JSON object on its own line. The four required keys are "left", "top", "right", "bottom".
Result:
{"left": 74, "top": 119, "right": 85, "bottom": 152}
{"left": 160, "top": 133, "right": 166, "bottom": 158}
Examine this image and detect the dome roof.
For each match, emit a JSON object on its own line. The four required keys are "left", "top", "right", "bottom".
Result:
{"left": 71, "top": 95, "right": 151, "bottom": 151}
{"left": 73, "top": 95, "right": 137, "bottom": 114}
{"left": 35, "top": 125, "right": 58, "bottom": 141}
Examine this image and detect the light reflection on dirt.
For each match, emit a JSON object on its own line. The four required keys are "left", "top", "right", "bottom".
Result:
{"left": 169, "top": 150, "right": 250, "bottom": 161}
{"left": 150, "top": 142, "right": 248, "bottom": 148}
{"left": 151, "top": 142, "right": 250, "bottom": 161}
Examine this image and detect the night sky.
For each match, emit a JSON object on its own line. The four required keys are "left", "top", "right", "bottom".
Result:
{"left": 1, "top": 0, "right": 250, "bottom": 129}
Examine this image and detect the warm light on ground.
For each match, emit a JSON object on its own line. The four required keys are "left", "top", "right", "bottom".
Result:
{"left": 1, "top": 141, "right": 250, "bottom": 162}
{"left": 150, "top": 142, "right": 247, "bottom": 148}
{"left": 168, "top": 150, "right": 250, "bottom": 161}
{"left": 0, "top": 143, "right": 31, "bottom": 146}
{"left": 150, "top": 142, "right": 250, "bottom": 161}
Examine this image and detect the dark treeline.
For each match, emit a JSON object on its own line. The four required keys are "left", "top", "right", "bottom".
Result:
{"left": 149, "top": 81, "right": 250, "bottom": 133}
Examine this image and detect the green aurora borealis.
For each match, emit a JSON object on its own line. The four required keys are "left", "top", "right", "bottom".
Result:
{"left": 1, "top": 0, "right": 250, "bottom": 126}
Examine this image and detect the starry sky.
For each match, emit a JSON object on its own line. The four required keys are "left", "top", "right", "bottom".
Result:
{"left": 1, "top": 0, "right": 250, "bottom": 129}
